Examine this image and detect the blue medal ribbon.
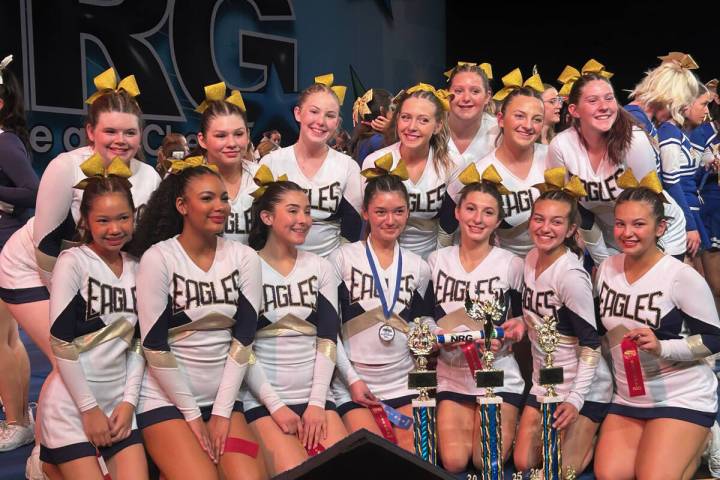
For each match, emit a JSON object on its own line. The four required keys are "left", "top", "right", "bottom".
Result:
{"left": 364, "top": 240, "right": 403, "bottom": 319}
{"left": 381, "top": 402, "right": 413, "bottom": 430}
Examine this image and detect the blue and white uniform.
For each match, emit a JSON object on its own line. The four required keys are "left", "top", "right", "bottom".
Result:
{"left": 260, "top": 146, "right": 363, "bottom": 258}
{"left": 522, "top": 248, "right": 612, "bottom": 421}
{"left": 40, "top": 246, "right": 143, "bottom": 464}
{"left": 690, "top": 122, "right": 720, "bottom": 250}
{"left": 135, "top": 237, "right": 260, "bottom": 426}
{"left": 426, "top": 246, "right": 525, "bottom": 406}
{"left": 596, "top": 254, "right": 720, "bottom": 427}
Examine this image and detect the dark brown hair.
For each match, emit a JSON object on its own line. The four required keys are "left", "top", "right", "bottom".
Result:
{"left": 456, "top": 181, "right": 505, "bottom": 244}
{"left": 86, "top": 90, "right": 144, "bottom": 160}
{"left": 248, "top": 181, "right": 307, "bottom": 250}
{"left": 530, "top": 189, "right": 583, "bottom": 257}
{"left": 615, "top": 187, "right": 670, "bottom": 245}
{"left": 495, "top": 87, "right": 544, "bottom": 147}
{"left": 362, "top": 174, "right": 409, "bottom": 239}
{"left": 77, "top": 176, "right": 135, "bottom": 244}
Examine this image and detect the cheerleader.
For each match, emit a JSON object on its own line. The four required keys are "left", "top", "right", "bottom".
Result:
{"left": 426, "top": 169, "right": 524, "bottom": 473}
{"left": 0, "top": 54, "right": 37, "bottom": 452}
{"left": 240, "top": 172, "right": 347, "bottom": 475}
{"left": 331, "top": 165, "right": 435, "bottom": 453}
{"left": 39, "top": 170, "right": 147, "bottom": 479}
{"left": 540, "top": 83, "right": 562, "bottom": 145}
{"left": 260, "top": 74, "right": 362, "bottom": 258}
{"left": 362, "top": 83, "right": 459, "bottom": 259}
{"left": 196, "top": 83, "right": 258, "bottom": 244}
{"left": 547, "top": 68, "right": 687, "bottom": 265}
{"left": 444, "top": 62, "right": 499, "bottom": 166}
{"left": 348, "top": 88, "right": 393, "bottom": 164}
{"left": 508, "top": 174, "right": 612, "bottom": 475}
{"left": 446, "top": 71, "right": 547, "bottom": 257}
{"left": 129, "top": 165, "right": 267, "bottom": 480}
{"left": 593, "top": 181, "right": 720, "bottom": 480}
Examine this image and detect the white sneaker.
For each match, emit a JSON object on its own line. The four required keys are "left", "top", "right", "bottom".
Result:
{"left": 25, "top": 444, "right": 49, "bottom": 480}
{"left": 0, "top": 421, "right": 34, "bottom": 452}
{"left": 705, "top": 421, "right": 720, "bottom": 478}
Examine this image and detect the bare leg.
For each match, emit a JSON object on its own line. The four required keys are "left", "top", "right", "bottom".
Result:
{"left": 437, "top": 399, "right": 474, "bottom": 473}
{"left": 219, "top": 412, "right": 268, "bottom": 480}
{"left": 106, "top": 443, "right": 149, "bottom": 480}
{"left": 142, "top": 419, "right": 219, "bottom": 480}
{"left": 594, "top": 414, "right": 644, "bottom": 480}
{"left": 0, "top": 303, "right": 27, "bottom": 425}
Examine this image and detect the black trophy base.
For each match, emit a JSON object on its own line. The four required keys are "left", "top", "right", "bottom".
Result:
{"left": 539, "top": 367, "right": 564, "bottom": 386}
{"left": 408, "top": 371, "right": 437, "bottom": 389}
{"left": 476, "top": 370, "right": 504, "bottom": 389}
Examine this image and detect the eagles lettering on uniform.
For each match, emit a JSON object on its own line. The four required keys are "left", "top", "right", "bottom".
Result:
{"left": 348, "top": 267, "right": 415, "bottom": 308}
{"left": 447, "top": 112, "right": 500, "bottom": 168}
{"left": 86, "top": 278, "right": 137, "bottom": 320}
{"left": 260, "top": 146, "right": 362, "bottom": 257}
{"left": 223, "top": 162, "right": 259, "bottom": 244}
{"left": 136, "top": 237, "right": 261, "bottom": 422}
{"left": 595, "top": 254, "right": 720, "bottom": 426}
{"left": 522, "top": 248, "right": 612, "bottom": 412}
{"left": 242, "top": 252, "right": 339, "bottom": 414}
{"left": 547, "top": 127, "right": 687, "bottom": 263}
{"left": 434, "top": 270, "right": 501, "bottom": 305}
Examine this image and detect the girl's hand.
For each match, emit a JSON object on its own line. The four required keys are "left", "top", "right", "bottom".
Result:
{"left": 81, "top": 406, "right": 112, "bottom": 448}
{"left": 301, "top": 405, "right": 327, "bottom": 449}
{"left": 108, "top": 402, "right": 134, "bottom": 442}
{"left": 207, "top": 415, "right": 231, "bottom": 462}
{"left": 625, "top": 328, "right": 661, "bottom": 356}
{"left": 349, "top": 380, "right": 380, "bottom": 407}
{"left": 552, "top": 402, "right": 579, "bottom": 430}
{"left": 270, "top": 406, "right": 303, "bottom": 436}
{"left": 502, "top": 319, "right": 526, "bottom": 343}
{"left": 187, "top": 417, "right": 215, "bottom": 463}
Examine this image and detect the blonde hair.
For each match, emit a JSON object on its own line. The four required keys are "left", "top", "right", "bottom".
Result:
{"left": 629, "top": 63, "right": 701, "bottom": 126}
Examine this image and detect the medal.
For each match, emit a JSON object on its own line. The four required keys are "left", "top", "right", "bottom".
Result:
{"left": 365, "top": 240, "right": 403, "bottom": 319}
{"left": 378, "top": 324, "right": 396, "bottom": 342}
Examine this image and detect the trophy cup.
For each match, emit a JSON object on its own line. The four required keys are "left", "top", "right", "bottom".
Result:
{"left": 407, "top": 318, "right": 438, "bottom": 464}
{"left": 466, "top": 293, "right": 506, "bottom": 480}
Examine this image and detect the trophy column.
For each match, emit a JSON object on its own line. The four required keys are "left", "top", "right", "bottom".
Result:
{"left": 407, "top": 319, "right": 438, "bottom": 465}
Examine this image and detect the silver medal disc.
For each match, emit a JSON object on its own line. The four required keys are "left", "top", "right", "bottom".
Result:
{"left": 379, "top": 324, "right": 395, "bottom": 342}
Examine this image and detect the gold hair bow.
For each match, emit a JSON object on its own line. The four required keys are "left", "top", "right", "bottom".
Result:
{"left": 492, "top": 68, "right": 544, "bottom": 101}
{"left": 658, "top": 52, "right": 698, "bottom": 70}
{"left": 360, "top": 153, "right": 409, "bottom": 181}
{"left": 314, "top": 73, "right": 347, "bottom": 105}
{"left": 533, "top": 167, "right": 587, "bottom": 198}
{"left": 0, "top": 55, "right": 12, "bottom": 85}
{"left": 457, "top": 163, "right": 511, "bottom": 195}
{"left": 443, "top": 61, "right": 493, "bottom": 81}
{"left": 85, "top": 68, "right": 140, "bottom": 104}
{"left": 250, "top": 164, "right": 289, "bottom": 199}
{"left": 352, "top": 89, "right": 374, "bottom": 126}
{"left": 557, "top": 59, "right": 613, "bottom": 97}
{"left": 706, "top": 78, "right": 718, "bottom": 93}
{"left": 74, "top": 153, "right": 132, "bottom": 189}
{"left": 168, "top": 156, "right": 219, "bottom": 175}
{"left": 195, "top": 82, "right": 246, "bottom": 113}
{"left": 406, "top": 83, "right": 452, "bottom": 111}
{"left": 616, "top": 168, "right": 667, "bottom": 201}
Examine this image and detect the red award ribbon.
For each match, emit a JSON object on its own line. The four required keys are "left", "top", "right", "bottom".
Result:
{"left": 461, "top": 342, "right": 484, "bottom": 376}
{"left": 621, "top": 338, "right": 646, "bottom": 397}
{"left": 224, "top": 437, "right": 260, "bottom": 458}
{"left": 369, "top": 404, "right": 398, "bottom": 444}
{"left": 96, "top": 450, "right": 112, "bottom": 480}
{"left": 306, "top": 443, "right": 326, "bottom": 456}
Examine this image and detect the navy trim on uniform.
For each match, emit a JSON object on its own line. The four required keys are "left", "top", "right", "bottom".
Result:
{"left": 525, "top": 396, "right": 609, "bottom": 423}
{"left": 337, "top": 394, "right": 416, "bottom": 417}
{"left": 0, "top": 285, "right": 49, "bottom": 304}
{"left": 40, "top": 429, "right": 142, "bottom": 464}
{"left": 137, "top": 401, "right": 244, "bottom": 430}
{"left": 245, "top": 401, "right": 336, "bottom": 423}
{"left": 608, "top": 403, "right": 715, "bottom": 428}
{"left": 437, "top": 390, "right": 525, "bottom": 409}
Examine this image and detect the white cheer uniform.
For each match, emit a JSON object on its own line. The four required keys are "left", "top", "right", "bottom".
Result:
{"left": 447, "top": 113, "right": 500, "bottom": 168}
{"left": 223, "top": 162, "right": 260, "bottom": 245}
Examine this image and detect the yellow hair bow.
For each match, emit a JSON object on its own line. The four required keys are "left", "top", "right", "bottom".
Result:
{"left": 314, "top": 73, "right": 347, "bottom": 105}
{"left": 85, "top": 68, "right": 140, "bottom": 104}
{"left": 406, "top": 83, "right": 452, "bottom": 111}
{"left": 250, "top": 165, "right": 289, "bottom": 199}
{"left": 492, "top": 68, "right": 544, "bottom": 101}
{"left": 74, "top": 154, "right": 132, "bottom": 189}
{"left": 533, "top": 167, "right": 587, "bottom": 198}
{"left": 657, "top": 52, "right": 699, "bottom": 70}
{"left": 168, "top": 156, "right": 219, "bottom": 175}
{"left": 616, "top": 168, "right": 667, "bottom": 201}
{"left": 557, "top": 59, "right": 613, "bottom": 97}
{"left": 352, "top": 89, "right": 374, "bottom": 126}
{"left": 457, "top": 163, "right": 511, "bottom": 195}
{"left": 360, "top": 153, "right": 409, "bottom": 181}
{"left": 706, "top": 78, "right": 718, "bottom": 92}
{"left": 443, "top": 61, "right": 493, "bottom": 81}
{"left": 195, "top": 82, "right": 246, "bottom": 114}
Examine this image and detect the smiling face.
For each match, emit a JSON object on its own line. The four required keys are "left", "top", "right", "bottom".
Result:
{"left": 569, "top": 79, "right": 618, "bottom": 134}
{"left": 455, "top": 190, "right": 501, "bottom": 246}
{"left": 86, "top": 111, "right": 141, "bottom": 164}
{"left": 529, "top": 198, "right": 576, "bottom": 254}
{"left": 396, "top": 96, "right": 441, "bottom": 151}
{"left": 294, "top": 91, "right": 340, "bottom": 146}
{"left": 362, "top": 190, "right": 409, "bottom": 244}
{"left": 261, "top": 189, "right": 312, "bottom": 246}
{"left": 614, "top": 199, "right": 667, "bottom": 257}
{"left": 449, "top": 71, "right": 490, "bottom": 122}
{"left": 498, "top": 94, "right": 544, "bottom": 148}
{"left": 86, "top": 192, "right": 134, "bottom": 257}
{"left": 541, "top": 87, "right": 562, "bottom": 125}
{"left": 199, "top": 113, "right": 249, "bottom": 168}
{"left": 176, "top": 172, "right": 230, "bottom": 236}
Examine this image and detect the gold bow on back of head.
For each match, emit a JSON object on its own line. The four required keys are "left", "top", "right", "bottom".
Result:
{"left": 360, "top": 152, "right": 409, "bottom": 181}
{"left": 195, "top": 82, "right": 246, "bottom": 113}
{"left": 616, "top": 168, "right": 667, "bottom": 201}
{"left": 492, "top": 68, "right": 544, "bottom": 101}
{"left": 658, "top": 52, "right": 699, "bottom": 70}
{"left": 557, "top": 59, "right": 613, "bottom": 97}
{"left": 314, "top": 73, "right": 347, "bottom": 105}
{"left": 706, "top": 79, "right": 718, "bottom": 93}
{"left": 168, "top": 156, "right": 219, "bottom": 175}
{"left": 85, "top": 68, "right": 140, "bottom": 104}
{"left": 406, "top": 83, "right": 452, "bottom": 111}
{"left": 352, "top": 89, "right": 374, "bottom": 126}
{"left": 74, "top": 153, "right": 132, "bottom": 189}
{"left": 533, "top": 167, "right": 588, "bottom": 198}
{"left": 250, "top": 164, "right": 289, "bottom": 199}
{"left": 443, "top": 61, "right": 493, "bottom": 81}
{"left": 457, "top": 163, "right": 511, "bottom": 195}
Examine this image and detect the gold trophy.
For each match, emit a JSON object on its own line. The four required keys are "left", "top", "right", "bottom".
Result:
{"left": 407, "top": 318, "right": 437, "bottom": 464}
